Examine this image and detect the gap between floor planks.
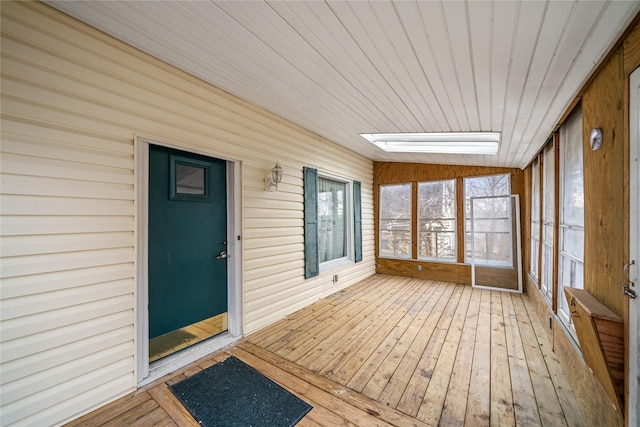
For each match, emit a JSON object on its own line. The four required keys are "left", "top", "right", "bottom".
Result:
{"left": 247, "top": 275, "right": 585, "bottom": 427}
{"left": 66, "top": 275, "right": 585, "bottom": 427}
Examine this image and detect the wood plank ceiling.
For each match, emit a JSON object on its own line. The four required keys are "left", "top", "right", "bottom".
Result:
{"left": 45, "top": 0, "right": 640, "bottom": 168}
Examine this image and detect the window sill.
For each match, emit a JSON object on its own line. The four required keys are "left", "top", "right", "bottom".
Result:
{"left": 417, "top": 257, "right": 458, "bottom": 264}
{"left": 319, "top": 257, "right": 353, "bottom": 274}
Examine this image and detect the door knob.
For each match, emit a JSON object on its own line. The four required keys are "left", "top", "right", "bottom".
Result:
{"left": 217, "top": 251, "right": 228, "bottom": 259}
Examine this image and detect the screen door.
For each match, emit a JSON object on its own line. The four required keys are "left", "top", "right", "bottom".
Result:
{"left": 470, "top": 194, "right": 522, "bottom": 292}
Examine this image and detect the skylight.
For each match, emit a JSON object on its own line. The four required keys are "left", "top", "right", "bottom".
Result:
{"left": 360, "top": 132, "right": 500, "bottom": 155}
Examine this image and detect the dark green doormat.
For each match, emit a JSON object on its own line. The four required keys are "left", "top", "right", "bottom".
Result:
{"left": 169, "top": 356, "right": 312, "bottom": 427}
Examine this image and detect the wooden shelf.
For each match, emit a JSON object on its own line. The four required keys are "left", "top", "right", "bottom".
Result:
{"left": 564, "top": 288, "right": 624, "bottom": 412}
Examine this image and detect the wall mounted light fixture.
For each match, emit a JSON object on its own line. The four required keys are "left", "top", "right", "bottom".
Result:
{"left": 590, "top": 128, "right": 603, "bottom": 151}
{"left": 264, "top": 161, "right": 283, "bottom": 191}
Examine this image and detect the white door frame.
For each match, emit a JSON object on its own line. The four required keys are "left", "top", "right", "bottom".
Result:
{"left": 628, "top": 67, "right": 639, "bottom": 427}
{"left": 135, "top": 136, "right": 243, "bottom": 385}
{"left": 470, "top": 194, "right": 523, "bottom": 293}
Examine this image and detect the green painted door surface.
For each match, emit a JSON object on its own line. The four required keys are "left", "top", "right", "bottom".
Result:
{"left": 148, "top": 145, "right": 227, "bottom": 339}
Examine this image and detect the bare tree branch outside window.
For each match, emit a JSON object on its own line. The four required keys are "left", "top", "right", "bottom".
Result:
{"left": 379, "top": 183, "right": 411, "bottom": 258}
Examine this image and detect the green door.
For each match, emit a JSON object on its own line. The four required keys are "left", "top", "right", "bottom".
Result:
{"left": 148, "top": 145, "right": 228, "bottom": 345}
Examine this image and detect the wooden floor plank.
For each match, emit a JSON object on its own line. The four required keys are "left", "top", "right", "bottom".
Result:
{"left": 300, "top": 277, "right": 419, "bottom": 371}
{"left": 238, "top": 341, "right": 430, "bottom": 427}
{"left": 511, "top": 293, "right": 568, "bottom": 426}
{"left": 502, "top": 292, "right": 542, "bottom": 426}
{"left": 376, "top": 283, "right": 448, "bottom": 407}
{"left": 328, "top": 279, "right": 427, "bottom": 385}
{"left": 439, "top": 287, "right": 480, "bottom": 426}
{"left": 68, "top": 275, "right": 586, "bottom": 427}
{"left": 281, "top": 276, "right": 404, "bottom": 363}
{"left": 132, "top": 407, "right": 176, "bottom": 427}
{"left": 317, "top": 279, "right": 425, "bottom": 379}
{"left": 296, "top": 417, "right": 323, "bottom": 427}
{"left": 231, "top": 347, "right": 395, "bottom": 427}
{"left": 65, "top": 391, "right": 154, "bottom": 427}
{"left": 489, "top": 290, "right": 516, "bottom": 427}
{"left": 147, "top": 383, "right": 199, "bottom": 427}
{"left": 416, "top": 285, "right": 469, "bottom": 426}
{"left": 269, "top": 277, "right": 396, "bottom": 357}
{"left": 100, "top": 399, "right": 161, "bottom": 427}
{"left": 395, "top": 285, "right": 459, "bottom": 417}
{"left": 249, "top": 276, "right": 382, "bottom": 349}
{"left": 465, "top": 289, "right": 491, "bottom": 426}
{"left": 347, "top": 280, "right": 442, "bottom": 393}
{"left": 361, "top": 282, "right": 444, "bottom": 400}
{"left": 520, "top": 294, "right": 586, "bottom": 427}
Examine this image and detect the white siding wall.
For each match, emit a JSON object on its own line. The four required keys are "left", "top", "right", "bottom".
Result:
{"left": 0, "top": 2, "right": 375, "bottom": 425}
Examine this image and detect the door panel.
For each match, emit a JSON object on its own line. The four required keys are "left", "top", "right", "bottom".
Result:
{"left": 148, "top": 145, "right": 227, "bottom": 339}
{"left": 470, "top": 195, "right": 522, "bottom": 292}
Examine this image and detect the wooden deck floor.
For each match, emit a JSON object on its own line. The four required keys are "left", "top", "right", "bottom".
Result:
{"left": 67, "top": 275, "right": 585, "bottom": 426}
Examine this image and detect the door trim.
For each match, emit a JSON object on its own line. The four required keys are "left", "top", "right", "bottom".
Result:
{"left": 135, "top": 136, "right": 242, "bottom": 385}
{"left": 627, "top": 67, "right": 639, "bottom": 427}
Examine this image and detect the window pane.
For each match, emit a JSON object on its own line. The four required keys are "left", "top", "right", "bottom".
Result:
{"left": 558, "top": 255, "right": 584, "bottom": 319}
{"left": 418, "top": 180, "right": 456, "bottom": 261}
{"left": 557, "top": 105, "right": 584, "bottom": 337}
{"left": 464, "top": 174, "right": 510, "bottom": 263}
{"left": 540, "top": 143, "right": 555, "bottom": 301}
{"left": 531, "top": 159, "right": 540, "bottom": 222}
{"left": 541, "top": 242, "right": 553, "bottom": 299}
{"left": 379, "top": 183, "right": 412, "bottom": 258}
{"left": 543, "top": 143, "right": 555, "bottom": 224}
{"left": 559, "top": 106, "right": 584, "bottom": 264}
{"left": 176, "top": 163, "right": 206, "bottom": 195}
{"left": 530, "top": 158, "right": 540, "bottom": 280}
{"left": 560, "top": 113, "right": 584, "bottom": 228}
{"left": 470, "top": 195, "right": 513, "bottom": 265}
{"left": 561, "top": 227, "right": 584, "bottom": 261}
{"left": 318, "top": 177, "right": 346, "bottom": 263}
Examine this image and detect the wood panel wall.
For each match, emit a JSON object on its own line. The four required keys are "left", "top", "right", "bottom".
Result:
{"left": 525, "top": 277, "right": 624, "bottom": 427}
{"left": 582, "top": 49, "right": 626, "bottom": 318}
{"left": 523, "top": 16, "right": 640, "bottom": 427}
{"left": 373, "top": 162, "right": 524, "bottom": 285}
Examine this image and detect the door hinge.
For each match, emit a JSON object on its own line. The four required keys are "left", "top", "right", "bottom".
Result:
{"left": 623, "top": 283, "right": 637, "bottom": 299}
{"left": 623, "top": 260, "right": 636, "bottom": 299}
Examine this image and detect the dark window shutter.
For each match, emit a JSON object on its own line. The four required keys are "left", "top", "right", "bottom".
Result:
{"left": 303, "top": 167, "right": 319, "bottom": 278}
{"left": 353, "top": 180, "right": 362, "bottom": 263}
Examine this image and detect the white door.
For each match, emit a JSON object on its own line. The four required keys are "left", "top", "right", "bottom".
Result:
{"left": 628, "top": 67, "right": 640, "bottom": 427}
{"left": 470, "top": 194, "right": 523, "bottom": 293}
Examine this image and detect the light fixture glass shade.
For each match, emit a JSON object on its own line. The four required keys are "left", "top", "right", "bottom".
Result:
{"left": 360, "top": 132, "right": 500, "bottom": 155}
{"left": 271, "top": 162, "right": 283, "bottom": 184}
{"left": 265, "top": 161, "right": 283, "bottom": 191}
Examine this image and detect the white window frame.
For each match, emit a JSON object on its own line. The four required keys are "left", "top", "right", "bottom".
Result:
{"left": 417, "top": 179, "right": 457, "bottom": 262}
{"left": 318, "top": 172, "right": 354, "bottom": 274}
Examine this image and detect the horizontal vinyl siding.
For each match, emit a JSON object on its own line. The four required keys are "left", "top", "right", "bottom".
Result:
{"left": 0, "top": 2, "right": 375, "bottom": 425}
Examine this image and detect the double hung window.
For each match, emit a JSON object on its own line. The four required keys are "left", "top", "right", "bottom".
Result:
{"left": 303, "top": 167, "right": 362, "bottom": 278}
